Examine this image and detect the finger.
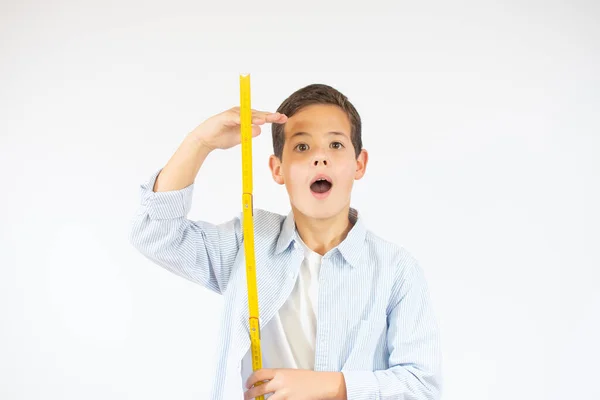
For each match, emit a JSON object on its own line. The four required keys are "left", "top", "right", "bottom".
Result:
{"left": 244, "top": 380, "right": 274, "bottom": 400}
{"left": 252, "top": 110, "right": 287, "bottom": 119}
{"left": 253, "top": 113, "right": 288, "bottom": 125}
{"left": 251, "top": 112, "right": 278, "bottom": 123}
{"left": 229, "top": 107, "right": 268, "bottom": 114}
{"left": 251, "top": 116, "right": 267, "bottom": 124}
{"left": 269, "top": 112, "right": 287, "bottom": 123}
{"left": 250, "top": 112, "right": 272, "bottom": 124}
{"left": 251, "top": 125, "right": 261, "bottom": 137}
{"left": 227, "top": 108, "right": 269, "bottom": 119}
{"left": 224, "top": 113, "right": 271, "bottom": 126}
{"left": 231, "top": 107, "right": 282, "bottom": 118}
{"left": 228, "top": 109, "right": 287, "bottom": 125}
{"left": 273, "top": 113, "right": 288, "bottom": 124}
{"left": 246, "top": 368, "right": 275, "bottom": 389}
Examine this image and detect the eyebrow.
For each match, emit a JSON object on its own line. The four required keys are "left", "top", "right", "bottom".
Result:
{"left": 290, "top": 131, "right": 348, "bottom": 139}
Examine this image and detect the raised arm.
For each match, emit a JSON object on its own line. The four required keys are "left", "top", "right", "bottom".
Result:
{"left": 129, "top": 107, "right": 288, "bottom": 293}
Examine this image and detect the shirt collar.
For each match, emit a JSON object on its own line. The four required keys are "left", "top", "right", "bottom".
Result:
{"left": 275, "top": 207, "right": 366, "bottom": 268}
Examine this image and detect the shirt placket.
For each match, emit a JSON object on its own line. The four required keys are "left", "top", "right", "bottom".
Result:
{"left": 313, "top": 253, "right": 332, "bottom": 371}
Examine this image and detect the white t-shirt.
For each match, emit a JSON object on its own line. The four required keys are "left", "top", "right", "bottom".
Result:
{"left": 241, "top": 237, "right": 322, "bottom": 390}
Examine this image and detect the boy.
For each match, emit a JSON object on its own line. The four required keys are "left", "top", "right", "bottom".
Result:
{"left": 130, "top": 84, "right": 442, "bottom": 399}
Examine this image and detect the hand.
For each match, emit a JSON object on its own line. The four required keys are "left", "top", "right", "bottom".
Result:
{"left": 191, "top": 107, "right": 288, "bottom": 151}
{"left": 244, "top": 368, "right": 346, "bottom": 400}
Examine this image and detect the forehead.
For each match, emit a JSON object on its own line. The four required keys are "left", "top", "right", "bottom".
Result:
{"left": 284, "top": 104, "right": 351, "bottom": 140}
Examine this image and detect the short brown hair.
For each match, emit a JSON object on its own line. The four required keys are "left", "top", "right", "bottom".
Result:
{"left": 272, "top": 83, "right": 362, "bottom": 160}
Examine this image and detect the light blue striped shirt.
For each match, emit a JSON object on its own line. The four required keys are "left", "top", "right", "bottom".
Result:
{"left": 130, "top": 169, "right": 443, "bottom": 399}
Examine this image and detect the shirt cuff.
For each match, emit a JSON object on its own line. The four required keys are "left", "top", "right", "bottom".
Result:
{"left": 342, "top": 370, "right": 379, "bottom": 400}
{"left": 139, "top": 168, "right": 195, "bottom": 220}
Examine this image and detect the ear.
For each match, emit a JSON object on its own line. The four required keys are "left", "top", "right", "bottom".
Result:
{"left": 354, "top": 149, "right": 368, "bottom": 180}
{"left": 269, "top": 154, "right": 285, "bottom": 185}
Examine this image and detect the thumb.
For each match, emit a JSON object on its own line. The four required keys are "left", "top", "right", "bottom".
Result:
{"left": 251, "top": 125, "right": 262, "bottom": 137}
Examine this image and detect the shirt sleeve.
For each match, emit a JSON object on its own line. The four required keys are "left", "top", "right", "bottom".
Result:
{"left": 342, "top": 257, "right": 443, "bottom": 400}
{"left": 129, "top": 168, "right": 243, "bottom": 294}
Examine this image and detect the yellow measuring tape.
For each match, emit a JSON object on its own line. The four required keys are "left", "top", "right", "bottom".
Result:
{"left": 239, "top": 73, "right": 264, "bottom": 399}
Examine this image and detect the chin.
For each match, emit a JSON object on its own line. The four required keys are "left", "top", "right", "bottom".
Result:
{"left": 305, "top": 209, "right": 335, "bottom": 220}
{"left": 293, "top": 198, "right": 343, "bottom": 220}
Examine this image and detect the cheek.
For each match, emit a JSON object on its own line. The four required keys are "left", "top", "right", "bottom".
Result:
{"left": 288, "top": 160, "right": 310, "bottom": 176}
{"left": 337, "top": 161, "right": 357, "bottom": 183}
{"left": 285, "top": 164, "right": 308, "bottom": 192}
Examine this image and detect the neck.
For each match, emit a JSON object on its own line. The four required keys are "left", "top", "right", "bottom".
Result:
{"left": 292, "top": 204, "right": 355, "bottom": 256}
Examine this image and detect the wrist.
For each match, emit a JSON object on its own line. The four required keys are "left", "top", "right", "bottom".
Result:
{"left": 185, "top": 131, "right": 214, "bottom": 155}
{"left": 322, "top": 371, "right": 346, "bottom": 400}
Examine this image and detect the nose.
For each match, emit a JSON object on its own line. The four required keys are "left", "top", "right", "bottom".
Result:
{"left": 311, "top": 144, "right": 330, "bottom": 166}
{"left": 312, "top": 154, "right": 328, "bottom": 167}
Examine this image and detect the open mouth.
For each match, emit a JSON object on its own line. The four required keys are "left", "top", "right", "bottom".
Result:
{"left": 310, "top": 175, "right": 333, "bottom": 194}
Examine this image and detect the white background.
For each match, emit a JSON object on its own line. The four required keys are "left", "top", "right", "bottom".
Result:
{"left": 1, "top": 1, "right": 599, "bottom": 399}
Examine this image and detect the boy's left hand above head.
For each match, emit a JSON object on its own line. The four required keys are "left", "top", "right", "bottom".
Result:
{"left": 244, "top": 368, "right": 347, "bottom": 400}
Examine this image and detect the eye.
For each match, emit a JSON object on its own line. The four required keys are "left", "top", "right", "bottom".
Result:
{"left": 330, "top": 141, "right": 344, "bottom": 149}
{"left": 294, "top": 143, "right": 309, "bottom": 152}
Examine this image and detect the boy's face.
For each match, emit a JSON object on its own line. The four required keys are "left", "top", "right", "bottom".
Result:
{"left": 269, "top": 104, "right": 368, "bottom": 220}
